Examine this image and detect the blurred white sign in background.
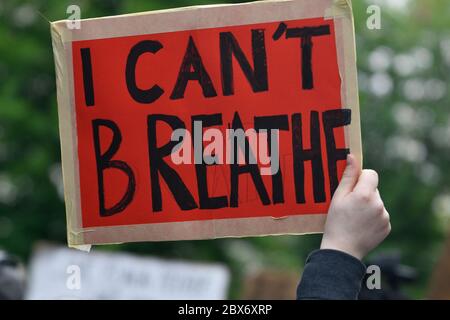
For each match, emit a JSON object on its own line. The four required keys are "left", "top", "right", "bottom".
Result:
{"left": 26, "top": 244, "right": 230, "bottom": 300}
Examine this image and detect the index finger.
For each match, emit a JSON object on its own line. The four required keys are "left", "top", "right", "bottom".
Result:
{"left": 353, "top": 169, "right": 379, "bottom": 195}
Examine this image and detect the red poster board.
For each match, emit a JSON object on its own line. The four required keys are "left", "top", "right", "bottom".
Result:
{"left": 51, "top": 0, "right": 361, "bottom": 248}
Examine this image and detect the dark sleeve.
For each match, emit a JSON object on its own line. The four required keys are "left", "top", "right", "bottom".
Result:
{"left": 297, "top": 249, "right": 366, "bottom": 300}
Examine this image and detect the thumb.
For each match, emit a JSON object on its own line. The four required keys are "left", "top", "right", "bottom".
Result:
{"left": 333, "top": 154, "right": 361, "bottom": 198}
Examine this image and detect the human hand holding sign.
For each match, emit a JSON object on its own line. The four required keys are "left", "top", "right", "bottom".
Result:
{"left": 298, "top": 154, "right": 391, "bottom": 299}
{"left": 320, "top": 154, "right": 391, "bottom": 260}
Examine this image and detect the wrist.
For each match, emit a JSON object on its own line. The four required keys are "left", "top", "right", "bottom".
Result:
{"left": 320, "top": 237, "right": 364, "bottom": 261}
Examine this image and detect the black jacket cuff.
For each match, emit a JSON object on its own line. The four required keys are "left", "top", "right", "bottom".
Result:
{"left": 297, "top": 249, "right": 366, "bottom": 300}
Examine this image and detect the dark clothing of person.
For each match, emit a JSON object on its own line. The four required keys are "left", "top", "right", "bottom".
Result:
{"left": 297, "top": 249, "right": 366, "bottom": 300}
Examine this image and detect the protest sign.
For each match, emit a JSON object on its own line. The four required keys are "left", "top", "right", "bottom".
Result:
{"left": 26, "top": 244, "right": 229, "bottom": 299}
{"left": 51, "top": 0, "right": 361, "bottom": 247}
